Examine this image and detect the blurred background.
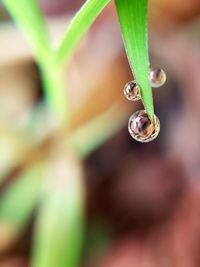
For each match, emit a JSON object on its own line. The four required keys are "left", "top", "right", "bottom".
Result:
{"left": 1, "top": 0, "right": 200, "bottom": 266}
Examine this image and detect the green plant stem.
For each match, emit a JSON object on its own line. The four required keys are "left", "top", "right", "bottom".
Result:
{"left": 31, "top": 154, "right": 84, "bottom": 267}
{"left": 0, "top": 163, "right": 45, "bottom": 231}
{"left": 56, "top": 0, "right": 111, "bottom": 65}
{"left": 40, "top": 61, "right": 70, "bottom": 123}
{"left": 2, "top": 0, "right": 68, "bottom": 122}
{"left": 2, "top": 0, "right": 51, "bottom": 64}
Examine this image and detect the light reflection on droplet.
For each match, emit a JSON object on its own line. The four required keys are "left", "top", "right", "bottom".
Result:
{"left": 128, "top": 110, "right": 160, "bottom": 143}
{"left": 149, "top": 68, "right": 166, "bottom": 88}
{"left": 124, "top": 81, "right": 141, "bottom": 101}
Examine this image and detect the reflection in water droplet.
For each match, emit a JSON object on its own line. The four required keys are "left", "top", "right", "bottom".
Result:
{"left": 149, "top": 68, "right": 166, "bottom": 88}
{"left": 124, "top": 81, "right": 141, "bottom": 101}
{"left": 128, "top": 110, "right": 160, "bottom": 143}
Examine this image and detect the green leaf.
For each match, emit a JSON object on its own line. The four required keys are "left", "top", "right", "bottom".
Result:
{"left": 115, "top": 0, "right": 154, "bottom": 119}
{"left": 31, "top": 154, "right": 84, "bottom": 267}
{"left": 2, "top": 0, "right": 69, "bottom": 120}
{"left": 0, "top": 163, "right": 45, "bottom": 231}
{"left": 2, "top": 0, "right": 51, "bottom": 63}
{"left": 56, "top": 0, "right": 111, "bottom": 64}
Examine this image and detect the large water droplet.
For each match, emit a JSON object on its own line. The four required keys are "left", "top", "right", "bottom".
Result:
{"left": 128, "top": 110, "right": 160, "bottom": 143}
{"left": 149, "top": 68, "right": 166, "bottom": 88}
{"left": 124, "top": 81, "right": 141, "bottom": 101}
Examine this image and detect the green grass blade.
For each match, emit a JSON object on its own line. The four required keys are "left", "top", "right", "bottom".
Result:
{"left": 2, "top": 0, "right": 51, "bottom": 63}
{"left": 31, "top": 155, "right": 84, "bottom": 267}
{"left": 40, "top": 63, "right": 70, "bottom": 123}
{"left": 0, "top": 163, "right": 45, "bottom": 231}
{"left": 115, "top": 0, "right": 154, "bottom": 119}
{"left": 56, "top": 0, "right": 111, "bottom": 64}
{"left": 2, "top": 0, "right": 69, "bottom": 120}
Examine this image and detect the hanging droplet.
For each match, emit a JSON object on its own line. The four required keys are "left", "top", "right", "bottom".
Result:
{"left": 124, "top": 81, "right": 141, "bottom": 101}
{"left": 128, "top": 110, "right": 160, "bottom": 143}
{"left": 149, "top": 68, "right": 166, "bottom": 88}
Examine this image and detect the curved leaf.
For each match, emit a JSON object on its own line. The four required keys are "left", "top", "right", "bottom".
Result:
{"left": 115, "top": 0, "right": 154, "bottom": 119}
{"left": 56, "top": 0, "right": 111, "bottom": 64}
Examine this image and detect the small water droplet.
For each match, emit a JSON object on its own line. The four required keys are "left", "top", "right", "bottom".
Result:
{"left": 124, "top": 81, "right": 141, "bottom": 101}
{"left": 149, "top": 68, "right": 166, "bottom": 88}
{"left": 128, "top": 110, "right": 160, "bottom": 143}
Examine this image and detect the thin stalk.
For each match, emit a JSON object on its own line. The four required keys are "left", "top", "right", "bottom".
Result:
{"left": 40, "top": 61, "right": 70, "bottom": 124}
{"left": 56, "top": 0, "right": 111, "bottom": 65}
{"left": 2, "top": 0, "right": 68, "bottom": 122}
{"left": 31, "top": 154, "right": 84, "bottom": 267}
{"left": 2, "top": 0, "right": 51, "bottom": 64}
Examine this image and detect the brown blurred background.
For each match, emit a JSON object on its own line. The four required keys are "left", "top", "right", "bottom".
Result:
{"left": 1, "top": 0, "right": 200, "bottom": 266}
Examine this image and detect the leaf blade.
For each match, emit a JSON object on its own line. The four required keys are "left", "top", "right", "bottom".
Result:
{"left": 31, "top": 154, "right": 84, "bottom": 267}
{"left": 115, "top": 0, "right": 154, "bottom": 118}
{"left": 2, "top": 0, "right": 51, "bottom": 63}
{"left": 0, "top": 163, "right": 45, "bottom": 231}
{"left": 56, "top": 0, "right": 111, "bottom": 64}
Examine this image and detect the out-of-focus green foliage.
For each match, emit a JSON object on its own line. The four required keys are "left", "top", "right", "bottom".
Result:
{"left": 31, "top": 154, "right": 84, "bottom": 267}
{"left": 56, "top": 0, "right": 111, "bottom": 64}
{"left": 1, "top": 0, "right": 153, "bottom": 266}
{"left": 0, "top": 163, "right": 45, "bottom": 230}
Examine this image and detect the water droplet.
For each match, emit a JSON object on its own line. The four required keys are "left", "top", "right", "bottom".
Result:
{"left": 124, "top": 81, "right": 141, "bottom": 101}
{"left": 128, "top": 110, "right": 160, "bottom": 143}
{"left": 149, "top": 68, "right": 166, "bottom": 88}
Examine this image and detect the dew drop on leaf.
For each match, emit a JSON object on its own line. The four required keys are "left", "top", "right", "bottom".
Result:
{"left": 124, "top": 81, "right": 141, "bottom": 101}
{"left": 149, "top": 68, "right": 166, "bottom": 88}
{"left": 128, "top": 110, "right": 160, "bottom": 143}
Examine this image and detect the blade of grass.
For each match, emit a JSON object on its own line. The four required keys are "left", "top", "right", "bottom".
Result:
{"left": 31, "top": 154, "right": 84, "bottom": 267}
{"left": 2, "top": 0, "right": 69, "bottom": 121}
{"left": 115, "top": 0, "right": 154, "bottom": 119}
{"left": 0, "top": 163, "right": 45, "bottom": 231}
{"left": 0, "top": 103, "right": 127, "bottom": 186}
{"left": 2, "top": 0, "right": 51, "bottom": 63}
{"left": 56, "top": 0, "right": 111, "bottom": 65}
{"left": 40, "top": 62, "right": 70, "bottom": 123}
